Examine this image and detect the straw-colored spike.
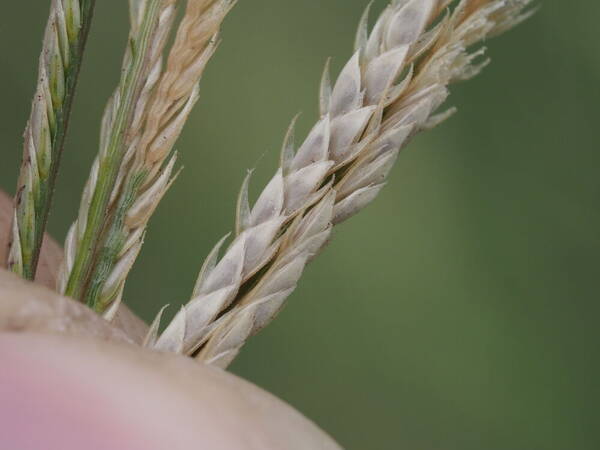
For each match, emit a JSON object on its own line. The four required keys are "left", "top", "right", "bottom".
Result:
{"left": 354, "top": 1, "right": 374, "bottom": 53}
{"left": 319, "top": 59, "right": 333, "bottom": 117}
{"left": 60, "top": 0, "right": 235, "bottom": 312}
{"left": 154, "top": 0, "right": 535, "bottom": 365}
{"left": 59, "top": 0, "right": 177, "bottom": 303}
{"left": 236, "top": 171, "right": 253, "bottom": 236}
{"left": 281, "top": 114, "right": 300, "bottom": 175}
{"left": 143, "top": 305, "right": 169, "bottom": 348}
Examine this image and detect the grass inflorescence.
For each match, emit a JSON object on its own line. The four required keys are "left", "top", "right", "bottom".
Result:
{"left": 6, "top": 0, "right": 535, "bottom": 369}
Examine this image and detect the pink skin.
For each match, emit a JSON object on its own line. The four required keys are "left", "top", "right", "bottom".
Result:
{"left": 0, "top": 332, "right": 341, "bottom": 450}
{"left": 1, "top": 336, "right": 149, "bottom": 450}
{"left": 0, "top": 190, "right": 341, "bottom": 450}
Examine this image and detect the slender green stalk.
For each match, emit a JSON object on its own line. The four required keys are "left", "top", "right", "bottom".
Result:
{"left": 81, "top": 0, "right": 233, "bottom": 315}
{"left": 60, "top": 0, "right": 170, "bottom": 301}
{"left": 7, "top": 0, "right": 96, "bottom": 280}
{"left": 58, "top": 0, "right": 233, "bottom": 313}
{"left": 83, "top": 171, "right": 148, "bottom": 311}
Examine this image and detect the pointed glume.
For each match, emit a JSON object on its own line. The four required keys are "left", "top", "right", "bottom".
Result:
{"left": 152, "top": 0, "right": 535, "bottom": 367}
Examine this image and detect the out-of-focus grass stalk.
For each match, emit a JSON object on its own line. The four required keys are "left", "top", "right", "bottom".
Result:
{"left": 7, "top": 0, "right": 96, "bottom": 280}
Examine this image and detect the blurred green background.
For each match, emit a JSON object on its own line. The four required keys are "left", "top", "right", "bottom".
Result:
{"left": 1, "top": 1, "right": 598, "bottom": 449}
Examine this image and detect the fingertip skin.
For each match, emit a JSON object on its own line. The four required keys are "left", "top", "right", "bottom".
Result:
{"left": 0, "top": 270, "right": 133, "bottom": 344}
{"left": 0, "top": 191, "right": 341, "bottom": 449}
{"left": 0, "top": 334, "right": 154, "bottom": 450}
{"left": 0, "top": 332, "right": 342, "bottom": 450}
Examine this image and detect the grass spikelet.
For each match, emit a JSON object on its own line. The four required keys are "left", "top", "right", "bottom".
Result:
{"left": 59, "top": 0, "right": 235, "bottom": 313}
{"left": 58, "top": 0, "right": 178, "bottom": 302}
{"left": 7, "top": 0, "right": 96, "bottom": 280}
{"left": 153, "top": 0, "right": 535, "bottom": 367}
